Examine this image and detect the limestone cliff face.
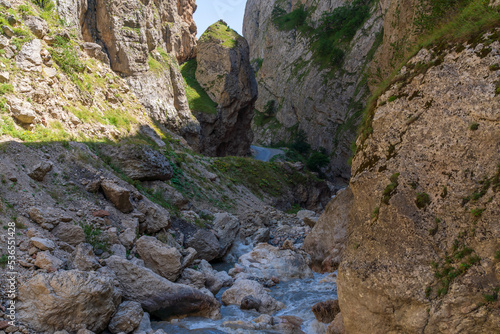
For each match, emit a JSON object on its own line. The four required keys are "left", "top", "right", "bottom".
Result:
{"left": 336, "top": 37, "right": 500, "bottom": 333}
{"left": 57, "top": 0, "right": 200, "bottom": 146}
{"left": 195, "top": 21, "right": 257, "bottom": 156}
{"left": 243, "top": 0, "right": 384, "bottom": 181}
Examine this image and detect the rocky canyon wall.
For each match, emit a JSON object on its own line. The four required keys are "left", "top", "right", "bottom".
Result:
{"left": 56, "top": 0, "right": 255, "bottom": 156}
{"left": 335, "top": 35, "right": 500, "bottom": 333}
{"left": 243, "top": 0, "right": 385, "bottom": 182}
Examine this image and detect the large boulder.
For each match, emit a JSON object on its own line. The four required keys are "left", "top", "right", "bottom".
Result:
{"left": 28, "top": 161, "right": 53, "bottom": 181}
{"left": 136, "top": 199, "right": 171, "bottom": 234}
{"left": 31, "top": 237, "right": 56, "bottom": 251}
{"left": 6, "top": 96, "right": 37, "bottom": 124}
{"left": 24, "top": 16, "right": 50, "bottom": 38}
{"left": 18, "top": 270, "right": 121, "bottom": 332}
{"left": 15, "top": 38, "right": 43, "bottom": 72}
{"left": 221, "top": 279, "right": 284, "bottom": 314}
{"left": 198, "top": 260, "right": 233, "bottom": 295}
{"left": 101, "top": 180, "right": 133, "bottom": 213}
{"left": 184, "top": 229, "right": 220, "bottom": 262}
{"left": 195, "top": 20, "right": 257, "bottom": 157}
{"left": 70, "top": 243, "right": 101, "bottom": 271}
{"left": 233, "top": 243, "right": 313, "bottom": 281}
{"left": 105, "top": 256, "right": 221, "bottom": 320}
{"left": 312, "top": 300, "right": 340, "bottom": 324}
{"left": 212, "top": 213, "right": 240, "bottom": 258}
{"left": 303, "top": 187, "right": 353, "bottom": 272}
{"left": 136, "top": 236, "right": 182, "bottom": 281}
{"left": 34, "top": 251, "right": 64, "bottom": 271}
{"left": 99, "top": 145, "right": 173, "bottom": 181}
{"left": 52, "top": 223, "right": 86, "bottom": 246}
{"left": 108, "top": 301, "right": 144, "bottom": 334}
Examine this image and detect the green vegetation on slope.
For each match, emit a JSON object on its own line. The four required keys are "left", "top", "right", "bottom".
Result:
{"left": 355, "top": 0, "right": 500, "bottom": 153}
{"left": 199, "top": 20, "right": 242, "bottom": 49}
{"left": 211, "top": 156, "right": 320, "bottom": 199}
{"left": 180, "top": 59, "right": 218, "bottom": 114}
{"left": 272, "top": 0, "right": 373, "bottom": 69}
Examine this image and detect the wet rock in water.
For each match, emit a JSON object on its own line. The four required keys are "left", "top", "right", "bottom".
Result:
{"left": 105, "top": 256, "right": 221, "bottom": 320}
{"left": 326, "top": 312, "right": 345, "bottom": 334}
{"left": 18, "top": 270, "right": 120, "bottom": 332}
{"left": 312, "top": 299, "right": 340, "bottom": 324}
{"left": 101, "top": 180, "right": 133, "bottom": 213}
{"left": 108, "top": 301, "right": 144, "bottom": 334}
{"left": 221, "top": 279, "right": 284, "bottom": 314}
{"left": 240, "top": 295, "right": 261, "bottom": 311}
{"left": 28, "top": 161, "right": 53, "bottom": 181}
{"left": 276, "top": 316, "right": 305, "bottom": 334}
{"left": 136, "top": 236, "right": 182, "bottom": 281}
{"left": 198, "top": 260, "right": 233, "bottom": 294}
{"left": 232, "top": 243, "right": 313, "bottom": 281}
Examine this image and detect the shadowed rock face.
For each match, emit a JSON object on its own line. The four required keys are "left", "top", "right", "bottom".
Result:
{"left": 195, "top": 21, "right": 258, "bottom": 157}
{"left": 337, "top": 42, "right": 500, "bottom": 333}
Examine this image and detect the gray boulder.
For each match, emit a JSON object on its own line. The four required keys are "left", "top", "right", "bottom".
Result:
{"left": 15, "top": 38, "right": 43, "bottom": 72}
{"left": 185, "top": 229, "right": 219, "bottom": 262}
{"left": 105, "top": 256, "right": 221, "bottom": 320}
{"left": 221, "top": 279, "right": 284, "bottom": 314}
{"left": 212, "top": 213, "right": 240, "bottom": 258}
{"left": 108, "top": 301, "right": 144, "bottom": 334}
{"left": 52, "top": 223, "right": 86, "bottom": 246}
{"left": 101, "top": 180, "right": 133, "bottom": 213}
{"left": 132, "top": 312, "right": 152, "bottom": 334}
{"left": 34, "top": 251, "right": 64, "bottom": 271}
{"left": 24, "top": 16, "right": 50, "bottom": 38}
{"left": 28, "top": 161, "right": 53, "bottom": 181}
{"left": 136, "top": 199, "right": 171, "bottom": 234}
{"left": 99, "top": 145, "right": 173, "bottom": 181}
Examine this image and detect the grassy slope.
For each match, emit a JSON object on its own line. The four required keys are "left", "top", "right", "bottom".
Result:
{"left": 179, "top": 59, "right": 218, "bottom": 115}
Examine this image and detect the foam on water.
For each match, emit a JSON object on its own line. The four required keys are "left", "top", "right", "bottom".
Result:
{"left": 152, "top": 272, "right": 337, "bottom": 334}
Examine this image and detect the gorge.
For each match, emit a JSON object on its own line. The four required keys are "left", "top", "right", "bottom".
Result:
{"left": 0, "top": 0, "right": 499, "bottom": 334}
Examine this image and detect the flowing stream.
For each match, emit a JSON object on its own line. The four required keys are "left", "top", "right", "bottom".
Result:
{"left": 152, "top": 272, "right": 337, "bottom": 334}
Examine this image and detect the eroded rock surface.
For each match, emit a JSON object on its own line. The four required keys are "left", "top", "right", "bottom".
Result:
{"left": 106, "top": 255, "right": 221, "bottom": 320}
{"left": 195, "top": 20, "right": 257, "bottom": 156}
{"left": 18, "top": 270, "right": 121, "bottom": 333}
{"left": 338, "top": 41, "right": 500, "bottom": 333}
